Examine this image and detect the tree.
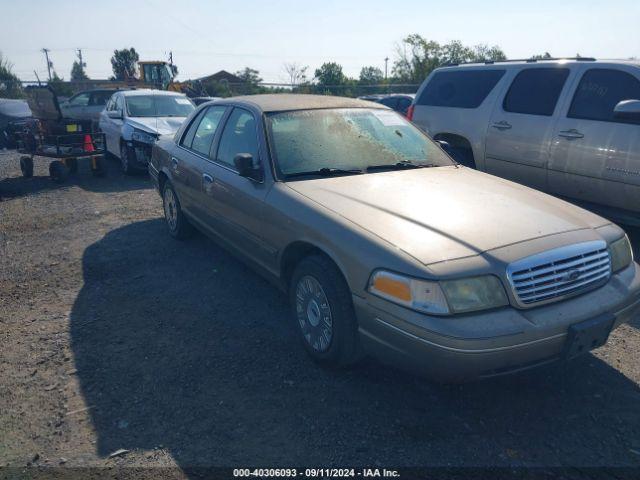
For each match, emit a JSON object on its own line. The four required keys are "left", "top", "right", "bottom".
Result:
{"left": 471, "top": 44, "right": 507, "bottom": 62}
{"left": 0, "top": 52, "right": 23, "bottom": 98}
{"left": 235, "top": 67, "right": 262, "bottom": 85}
{"left": 70, "top": 49, "right": 88, "bottom": 80}
{"left": 392, "top": 35, "right": 508, "bottom": 83}
{"left": 315, "top": 62, "right": 346, "bottom": 86}
{"left": 110, "top": 48, "right": 139, "bottom": 80}
{"left": 441, "top": 40, "right": 474, "bottom": 65}
{"left": 234, "top": 67, "right": 263, "bottom": 94}
{"left": 71, "top": 61, "right": 88, "bottom": 81}
{"left": 392, "top": 35, "right": 442, "bottom": 83}
{"left": 283, "top": 62, "right": 308, "bottom": 86}
{"left": 359, "top": 66, "right": 384, "bottom": 84}
{"left": 530, "top": 52, "right": 552, "bottom": 60}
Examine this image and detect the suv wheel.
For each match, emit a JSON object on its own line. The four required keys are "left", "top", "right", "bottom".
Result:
{"left": 289, "top": 255, "right": 360, "bottom": 367}
{"left": 162, "top": 181, "right": 193, "bottom": 239}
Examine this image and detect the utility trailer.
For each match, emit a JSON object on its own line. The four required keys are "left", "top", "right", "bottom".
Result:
{"left": 16, "top": 86, "right": 107, "bottom": 182}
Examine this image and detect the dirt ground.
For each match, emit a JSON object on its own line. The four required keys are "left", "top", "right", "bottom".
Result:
{"left": 1, "top": 151, "right": 640, "bottom": 478}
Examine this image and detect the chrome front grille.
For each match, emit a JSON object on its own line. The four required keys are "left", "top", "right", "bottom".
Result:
{"left": 507, "top": 241, "right": 611, "bottom": 307}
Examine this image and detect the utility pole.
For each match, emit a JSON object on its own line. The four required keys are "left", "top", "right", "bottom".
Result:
{"left": 384, "top": 57, "right": 389, "bottom": 80}
{"left": 42, "top": 48, "right": 52, "bottom": 81}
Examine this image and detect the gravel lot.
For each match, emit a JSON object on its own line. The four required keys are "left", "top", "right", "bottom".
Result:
{"left": 1, "top": 151, "right": 640, "bottom": 477}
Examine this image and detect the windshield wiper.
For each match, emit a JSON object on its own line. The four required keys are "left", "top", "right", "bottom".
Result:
{"left": 366, "top": 161, "right": 437, "bottom": 172}
{"left": 284, "top": 167, "right": 364, "bottom": 179}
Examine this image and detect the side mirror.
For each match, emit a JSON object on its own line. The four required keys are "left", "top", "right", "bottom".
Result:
{"left": 614, "top": 99, "right": 640, "bottom": 122}
{"left": 234, "top": 153, "right": 263, "bottom": 182}
{"left": 107, "top": 110, "right": 123, "bottom": 119}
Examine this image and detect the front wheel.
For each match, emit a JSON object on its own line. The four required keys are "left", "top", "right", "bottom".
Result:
{"left": 162, "top": 182, "right": 193, "bottom": 240}
{"left": 120, "top": 143, "right": 135, "bottom": 175}
{"left": 289, "top": 255, "right": 360, "bottom": 367}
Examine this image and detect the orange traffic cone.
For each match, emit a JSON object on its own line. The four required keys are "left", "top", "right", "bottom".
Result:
{"left": 83, "top": 134, "right": 95, "bottom": 153}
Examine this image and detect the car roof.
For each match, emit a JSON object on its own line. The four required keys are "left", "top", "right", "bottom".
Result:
{"left": 118, "top": 89, "right": 186, "bottom": 97}
{"left": 437, "top": 58, "right": 640, "bottom": 71}
{"left": 214, "top": 94, "right": 388, "bottom": 113}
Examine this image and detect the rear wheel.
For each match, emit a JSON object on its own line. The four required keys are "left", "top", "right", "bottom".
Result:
{"left": 49, "top": 160, "right": 69, "bottom": 183}
{"left": 20, "top": 156, "right": 33, "bottom": 178}
{"left": 289, "top": 255, "right": 360, "bottom": 367}
{"left": 162, "top": 181, "right": 193, "bottom": 239}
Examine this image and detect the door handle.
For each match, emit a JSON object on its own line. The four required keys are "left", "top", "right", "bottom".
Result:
{"left": 558, "top": 129, "right": 584, "bottom": 139}
{"left": 491, "top": 121, "right": 512, "bottom": 130}
{"left": 171, "top": 157, "right": 179, "bottom": 172}
{"left": 202, "top": 173, "right": 214, "bottom": 183}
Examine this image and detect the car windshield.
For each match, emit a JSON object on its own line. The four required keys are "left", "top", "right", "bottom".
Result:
{"left": 125, "top": 95, "right": 194, "bottom": 117}
{"left": 267, "top": 108, "right": 454, "bottom": 177}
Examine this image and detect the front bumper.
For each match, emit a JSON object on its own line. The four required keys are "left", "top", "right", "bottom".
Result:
{"left": 355, "top": 262, "right": 640, "bottom": 381}
{"left": 125, "top": 141, "right": 153, "bottom": 169}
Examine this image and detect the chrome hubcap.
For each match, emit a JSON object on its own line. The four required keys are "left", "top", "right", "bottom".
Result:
{"left": 163, "top": 188, "right": 178, "bottom": 231}
{"left": 295, "top": 275, "right": 332, "bottom": 352}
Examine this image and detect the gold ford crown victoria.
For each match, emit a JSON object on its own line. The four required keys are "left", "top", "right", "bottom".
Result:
{"left": 150, "top": 94, "right": 640, "bottom": 381}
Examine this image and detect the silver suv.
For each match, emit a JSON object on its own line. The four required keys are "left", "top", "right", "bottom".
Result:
{"left": 409, "top": 58, "right": 640, "bottom": 223}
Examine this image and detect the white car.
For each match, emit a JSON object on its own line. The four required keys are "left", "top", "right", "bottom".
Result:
{"left": 408, "top": 58, "right": 640, "bottom": 224}
{"left": 99, "top": 89, "right": 195, "bottom": 174}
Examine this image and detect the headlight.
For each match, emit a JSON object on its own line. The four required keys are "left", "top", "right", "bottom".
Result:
{"left": 131, "top": 129, "right": 157, "bottom": 144}
{"left": 610, "top": 235, "right": 633, "bottom": 273}
{"left": 440, "top": 276, "right": 508, "bottom": 314}
{"left": 368, "top": 270, "right": 509, "bottom": 315}
{"left": 368, "top": 270, "right": 449, "bottom": 314}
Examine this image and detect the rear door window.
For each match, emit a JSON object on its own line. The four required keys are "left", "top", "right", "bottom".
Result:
{"left": 568, "top": 68, "right": 640, "bottom": 124}
{"left": 503, "top": 68, "right": 570, "bottom": 116}
{"left": 417, "top": 69, "right": 505, "bottom": 108}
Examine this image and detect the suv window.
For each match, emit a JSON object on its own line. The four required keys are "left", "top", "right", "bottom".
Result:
{"left": 417, "top": 69, "right": 505, "bottom": 108}
{"left": 216, "top": 108, "right": 258, "bottom": 168}
{"left": 568, "top": 68, "right": 640, "bottom": 124}
{"left": 503, "top": 68, "right": 569, "bottom": 116}
{"left": 191, "top": 106, "right": 227, "bottom": 156}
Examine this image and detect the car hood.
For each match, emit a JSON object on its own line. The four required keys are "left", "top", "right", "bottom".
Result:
{"left": 286, "top": 166, "right": 610, "bottom": 266}
{"left": 126, "top": 117, "right": 186, "bottom": 135}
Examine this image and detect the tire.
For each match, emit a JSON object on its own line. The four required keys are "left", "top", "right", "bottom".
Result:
{"left": 120, "top": 142, "right": 135, "bottom": 175}
{"left": 67, "top": 158, "right": 78, "bottom": 174}
{"left": 20, "top": 156, "right": 33, "bottom": 178}
{"left": 162, "top": 181, "right": 193, "bottom": 240}
{"left": 49, "top": 160, "right": 69, "bottom": 183}
{"left": 91, "top": 156, "right": 107, "bottom": 177}
{"left": 289, "top": 255, "right": 360, "bottom": 367}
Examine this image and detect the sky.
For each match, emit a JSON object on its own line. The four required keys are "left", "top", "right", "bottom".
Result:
{"left": 1, "top": 0, "right": 639, "bottom": 84}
